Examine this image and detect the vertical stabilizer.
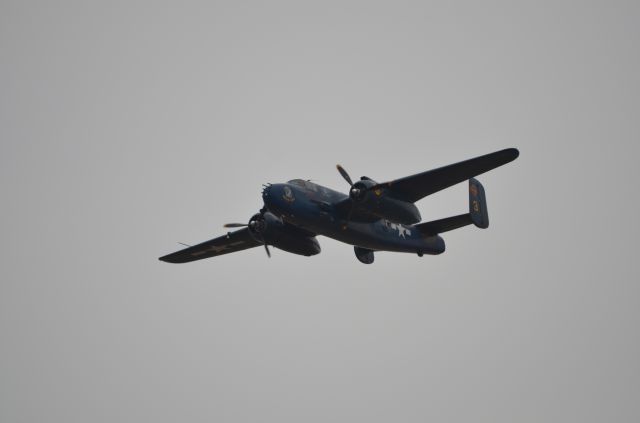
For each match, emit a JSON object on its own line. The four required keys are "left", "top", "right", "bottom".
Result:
{"left": 469, "top": 178, "right": 489, "bottom": 229}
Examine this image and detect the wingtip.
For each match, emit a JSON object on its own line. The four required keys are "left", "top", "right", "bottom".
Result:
{"left": 158, "top": 256, "right": 183, "bottom": 264}
{"left": 495, "top": 147, "right": 519, "bottom": 164}
{"left": 158, "top": 255, "right": 177, "bottom": 263}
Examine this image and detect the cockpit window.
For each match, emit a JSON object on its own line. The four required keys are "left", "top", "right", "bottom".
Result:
{"left": 288, "top": 179, "right": 319, "bottom": 192}
{"left": 304, "top": 180, "right": 318, "bottom": 192}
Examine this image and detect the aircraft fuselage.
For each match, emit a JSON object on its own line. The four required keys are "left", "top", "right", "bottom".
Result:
{"left": 262, "top": 180, "right": 445, "bottom": 255}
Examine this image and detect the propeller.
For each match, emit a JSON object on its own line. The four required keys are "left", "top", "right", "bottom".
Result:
{"left": 337, "top": 164, "right": 367, "bottom": 201}
{"left": 336, "top": 164, "right": 365, "bottom": 228}
{"left": 223, "top": 214, "right": 271, "bottom": 258}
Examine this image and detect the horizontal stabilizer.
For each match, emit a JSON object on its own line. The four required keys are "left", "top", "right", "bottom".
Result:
{"left": 416, "top": 214, "right": 472, "bottom": 236}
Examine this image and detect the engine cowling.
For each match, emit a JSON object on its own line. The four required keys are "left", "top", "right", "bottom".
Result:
{"left": 248, "top": 212, "right": 321, "bottom": 256}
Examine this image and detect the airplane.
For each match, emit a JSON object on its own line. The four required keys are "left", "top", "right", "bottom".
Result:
{"left": 159, "top": 148, "right": 519, "bottom": 264}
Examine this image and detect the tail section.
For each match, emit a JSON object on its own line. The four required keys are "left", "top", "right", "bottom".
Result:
{"left": 416, "top": 179, "right": 489, "bottom": 235}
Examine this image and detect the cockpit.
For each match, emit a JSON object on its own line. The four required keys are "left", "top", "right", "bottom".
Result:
{"left": 287, "top": 179, "right": 318, "bottom": 192}
{"left": 287, "top": 179, "right": 306, "bottom": 187}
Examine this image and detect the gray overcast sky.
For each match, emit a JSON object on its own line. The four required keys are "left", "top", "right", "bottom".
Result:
{"left": 1, "top": 1, "right": 639, "bottom": 422}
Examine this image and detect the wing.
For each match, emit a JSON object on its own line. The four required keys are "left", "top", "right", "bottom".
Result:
{"left": 158, "top": 227, "right": 262, "bottom": 263}
{"left": 376, "top": 148, "right": 519, "bottom": 203}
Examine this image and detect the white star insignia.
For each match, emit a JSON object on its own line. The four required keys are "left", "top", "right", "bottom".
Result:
{"left": 390, "top": 223, "right": 411, "bottom": 238}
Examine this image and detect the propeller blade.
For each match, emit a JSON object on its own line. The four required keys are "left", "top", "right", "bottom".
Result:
{"left": 336, "top": 164, "right": 353, "bottom": 186}
{"left": 264, "top": 244, "right": 271, "bottom": 258}
{"left": 223, "top": 223, "right": 248, "bottom": 228}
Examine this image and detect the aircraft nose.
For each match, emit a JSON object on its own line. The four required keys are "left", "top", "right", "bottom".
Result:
{"left": 262, "top": 183, "right": 292, "bottom": 216}
{"left": 261, "top": 183, "right": 272, "bottom": 201}
{"left": 262, "top": 183, "right": 280, "bottom": 210}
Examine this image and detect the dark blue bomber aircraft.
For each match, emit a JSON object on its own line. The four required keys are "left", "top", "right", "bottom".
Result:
{"left": 159, "top": 148, "right": 519, "bottom": 264}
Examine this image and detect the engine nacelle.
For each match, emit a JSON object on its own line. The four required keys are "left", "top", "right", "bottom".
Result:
{"left": 351, "top": 179, "right": 421, "bottom": 224}
{"left": 248, "top": 212, "right": 321, "bottom": 256}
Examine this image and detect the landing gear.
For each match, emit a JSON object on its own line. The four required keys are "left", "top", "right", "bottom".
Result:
{"left": 354, "top": 246, "right": 374, "bottom": 264}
